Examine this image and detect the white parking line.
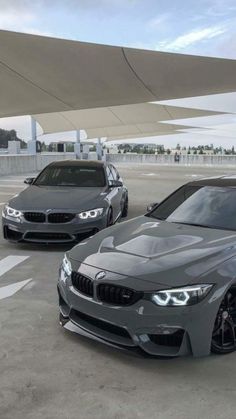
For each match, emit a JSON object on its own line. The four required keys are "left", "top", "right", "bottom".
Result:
{"left": 0, "top": 191, "right": 16, "bottom": 195}
{"left": 0, "top": 256, "right": 29, "bottom": 278}
{"left": 0, "top": 179, "right": 25, "bottom": 182}
{"left": 0, "top": 185, "right": 24, "bottom": 188}
{"left": 0, "top": 278, "right": 32, "bottom": 300}
{"left": 185, "top": 174, "right": 203, "bottom": 178}
{"left": 0, "top": 202, "right": 5, "bottom": 205}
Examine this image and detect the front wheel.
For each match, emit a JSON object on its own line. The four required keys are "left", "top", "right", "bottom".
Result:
{"left": 211, "top": 288, "right": 236, "bottom": 354}
{"left": 121, "top": 195, "right": 128, "bottom": 218}
{"left": 107, "top": 207, "right": 113, "bottom": 227}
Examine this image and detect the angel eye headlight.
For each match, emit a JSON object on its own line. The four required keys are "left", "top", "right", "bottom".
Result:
{"left": 2, "top": 204, "right": 22, "bottom": 222}
{"left": 62, "top": 254, "right": 72, "bottom": 277}
{"left": 78, "top": 208, "right": 103, "bottom": 220}
{"left": 152, "top": 284, "right": 213, "bottom": 307}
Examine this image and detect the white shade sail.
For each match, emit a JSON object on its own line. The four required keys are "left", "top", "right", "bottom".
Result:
{"left": 158, "top": 92, "right": 236, "bottom": 114}
{"left": 86, "top": 122, "right": 190, "bottom": 140}
{"left": 34, "top": 103, "right": 220, "bottom": 134}
{"left": 1, "top": 30, "right": 236, "bottom": 118}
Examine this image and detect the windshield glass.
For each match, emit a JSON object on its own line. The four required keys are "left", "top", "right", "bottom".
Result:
{"left": 34, "top": 165, "right": 106, "bottom": 187}
{"left": 150, "top": 185, "right": 236, "bottom": 231}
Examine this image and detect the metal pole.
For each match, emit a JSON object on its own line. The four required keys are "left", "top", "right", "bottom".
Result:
{"left": 96, "top": 137, "right": 102, "bottom": 160}
{"left": 74, "top": 130, "right": 81, "bottom": 159}
{"left": 31, "top": 116, "right": 37, "bottom": 142}
{"left": 28, "top": 117, "right": 37, "bottom": 154}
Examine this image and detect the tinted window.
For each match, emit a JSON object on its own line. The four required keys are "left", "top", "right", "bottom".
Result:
{"left": 106, "top": 166, "right": 114, "bottom": 183}
{"left": 151, "top": 185, "right": 200, "bottom": 220}
{"left": 110, "top": 165, "right": 119, "bottom": 180}
{"left": 150, "top": 185, "right": 236, "bottom": 231}
{"left": 34, "top": 165, "right": 106, "bottom": 187}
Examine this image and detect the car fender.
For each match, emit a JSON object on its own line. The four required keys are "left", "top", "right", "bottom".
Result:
{"left": 189, "top": 255, "right": 236, "bottom": 356}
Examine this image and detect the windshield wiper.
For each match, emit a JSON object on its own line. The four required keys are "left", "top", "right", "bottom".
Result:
{"left": 34, "top": 183, "right": 77, "bottom": 187}
{"left": 51, "top": 183, "right": 78, "bottom": 187}
{"left": 146, "top": 214, "right": 165, "bottom": 220}
{"left": 170, "top": 221, "right": 215, "bottom": 229}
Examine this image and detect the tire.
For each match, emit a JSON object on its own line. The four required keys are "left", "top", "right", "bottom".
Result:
{"left": 107, "top": 207, "right": 113, "bottom": 227}
{"left": 211, "top": 288, "right": 236, "bottom": 354}
{"left": 121, "top": 195, "right": 128, "bottom": 218}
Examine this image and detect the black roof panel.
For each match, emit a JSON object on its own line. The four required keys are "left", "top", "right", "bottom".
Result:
{"left": 188, "top": 174, "right": 236, "bottom": 187}
{"left": 48, "top": 160, "right": 106, "bottom": 167}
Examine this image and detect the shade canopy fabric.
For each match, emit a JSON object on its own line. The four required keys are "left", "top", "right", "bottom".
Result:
{"left": 34, "top": 103, "right": 220, "bottom": 134}
{"left": 1, "top": 30, "right": 236, "bottom": 118}
{"left": 158, "top": 92, "right": 236, "bottom": 114}
{"left": 92, "top": 123, "right": 190, "bottom": 141}
{"left": 181, "top": 126, "right": 236, "bottom": 138}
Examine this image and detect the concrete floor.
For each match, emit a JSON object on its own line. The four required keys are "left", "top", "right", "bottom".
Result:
{"left": 1, "top": 164, "right": 236, "bottom": 419}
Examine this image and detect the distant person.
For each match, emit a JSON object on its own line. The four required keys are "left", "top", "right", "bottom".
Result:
{"left": 174, "top": 152, "right": 180, "bottom": 163}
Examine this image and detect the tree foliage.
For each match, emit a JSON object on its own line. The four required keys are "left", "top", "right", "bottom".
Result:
{"left": 0, "top": 128, "right": 27, "bottom": 148}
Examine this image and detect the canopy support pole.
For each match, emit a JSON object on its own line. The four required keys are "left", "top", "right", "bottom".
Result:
{"left": 27, "top": 117, "right": 37, "bottom": 154}
{"left": 74, "top": 130, "right": 81, "bottom": 159}
{"left": 96, "top": 137, "right": 102, "bottom": 161}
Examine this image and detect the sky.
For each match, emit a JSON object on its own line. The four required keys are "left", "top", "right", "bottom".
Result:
{"left": 1, "top": 0, "right": 236, "bottom": 147}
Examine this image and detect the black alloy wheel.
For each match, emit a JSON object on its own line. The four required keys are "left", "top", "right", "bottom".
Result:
{"left": 211, "top": 289, "right": 236, "bottom": 354}
{"left": 121, "top": 196, "right": 129, "bottom": 218}
{"left": 107, "top": 208, "right": 113, "bottom": 227}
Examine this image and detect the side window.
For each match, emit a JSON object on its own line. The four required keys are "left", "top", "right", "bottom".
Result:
{"left": 110, "top": 165, "right": 118, "bottom": 181}
{"left": 113, "top": 165, "right": 120, "bottom": 180}
{"left": 106, "top": 166, "right": 114, "bottom": 184}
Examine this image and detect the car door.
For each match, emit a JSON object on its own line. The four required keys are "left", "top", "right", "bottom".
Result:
{"left": 106, "top": 165, "right": 123, "bottom": 221}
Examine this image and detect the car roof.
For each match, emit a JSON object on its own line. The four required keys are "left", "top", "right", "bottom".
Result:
{"left": 188, "top": 174, "right": 236, "bottom": 187}
{"left": 47, "top": 160, "right": 106, "bottom": 168}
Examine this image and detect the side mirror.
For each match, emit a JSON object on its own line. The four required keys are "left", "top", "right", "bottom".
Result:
{"left": 109, "top": 180, "right": 123, "bottom": 188}
{"left": 24, "top": 177, "right": 35, "bottom": 185}
{"left": 147, "top": 202, "right": 158, "bottom": 212}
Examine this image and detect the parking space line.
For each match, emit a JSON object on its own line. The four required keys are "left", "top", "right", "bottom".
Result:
{"left": 0, "top": 202, "right": 5, "bottom": 205}
{"left": 0, "top": 278, "right": 32, "bottom": 300}
{"left": 0, "top": 256, "right": 29, "bottom": 278}
{"left": 0, "top": 179, "right": 25, "bottom": 182}
{"left": 0, "top": 185, "right": 25, "bottom": 188}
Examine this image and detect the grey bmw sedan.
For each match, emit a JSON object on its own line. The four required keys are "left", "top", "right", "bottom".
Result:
{"left": 58, "top": 175, "right": 236, "bottom": 357}
{"left": 2, "top": 160, "right": 128, "bottom": 243}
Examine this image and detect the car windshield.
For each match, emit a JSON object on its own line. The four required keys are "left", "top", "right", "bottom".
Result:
{"left": 34, "top": 165, "right": 106, "bottom": 187}
{"left": 149, "top": 185, "right": 236, "bottom": 231}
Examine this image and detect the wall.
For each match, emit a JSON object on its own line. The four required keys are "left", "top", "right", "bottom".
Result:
{"left": 0, "top": 155, "right": 37, "bottom": 176}
{"left": 35, "top": 153, "right": 75, "bottom": 171}
{"left": 1, "top": 153, "right": 236, "bottom": 176}
{"left": 0, "top": 153, "right": 75, "bottom": 176}
{"left": 106, "top": 154, "right": 236, "bottom": 166}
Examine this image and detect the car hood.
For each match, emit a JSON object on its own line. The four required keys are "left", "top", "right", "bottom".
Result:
{"left": 70, "top": 216, "right": 236, "bottom": 287}
{"left": 9, "top": 185, "right": 108, "bottom": 211}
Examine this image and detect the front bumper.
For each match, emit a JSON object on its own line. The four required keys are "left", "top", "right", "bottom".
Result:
{"left": 2, "top": 214, "right": 107, "bottom": 243}
{"left": 58, "top": 263, "right": 220, "bottom": 357}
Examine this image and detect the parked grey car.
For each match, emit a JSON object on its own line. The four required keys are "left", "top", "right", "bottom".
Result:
{"left": 2, "top": 160, "right": 128, "bottom": 243}
{"left": 58, "top": 175, "right": 236, "bottom": 357}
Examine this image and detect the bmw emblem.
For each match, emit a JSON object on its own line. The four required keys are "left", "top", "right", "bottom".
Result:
{"left": 96, "top": 271, "right": 106, "bottom": 280}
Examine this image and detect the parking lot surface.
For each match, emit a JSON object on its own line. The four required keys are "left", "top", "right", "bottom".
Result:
{"left": 1, "top": 164, "right": 236, "bottom": 419}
